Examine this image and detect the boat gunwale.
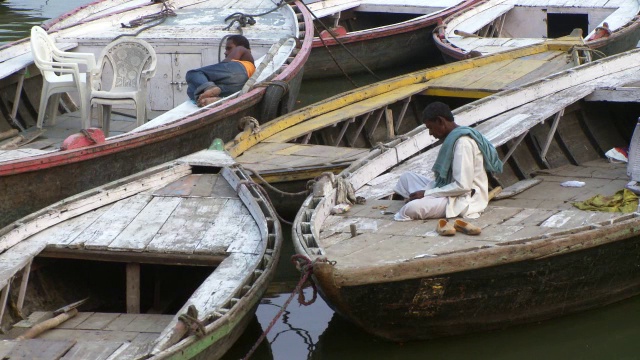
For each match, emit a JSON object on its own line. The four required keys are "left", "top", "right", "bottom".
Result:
{"left": 309, "top": 0, "right": 481, "bottom": 47}
{"left": 432, "top": 0, "right": 640, "bottom": 60}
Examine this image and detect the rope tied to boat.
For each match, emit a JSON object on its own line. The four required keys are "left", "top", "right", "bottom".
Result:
{"left": 237, "top": 116, "right": 261, "bottom": 135}
{"left": 121, "top": 0, "right": 176, "bottom": 29}
{"left": 177, "top": 305, "right": 206, "bottom": 338}
{"left": 242, "top": 255, "right": 335, "bottom": 360}
{"left": 223, "top": 0, "right": 295, "bottom": 31}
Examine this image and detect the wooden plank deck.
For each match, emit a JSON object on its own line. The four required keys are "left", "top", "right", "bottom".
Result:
{"left": 320, "top": 160, "right": 632, "bottom": 267}
{"left": 236, "top": 142, "right": 369, "bottom": 174}
{"left": 1, "top": 313, "right": 172, "bottom": 360}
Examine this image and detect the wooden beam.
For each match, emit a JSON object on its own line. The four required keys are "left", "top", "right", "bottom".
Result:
{"left": 0, "top": 282, "right": 10, "bottom": 324}
{"left": 584, "top": 87, "right": 640, "bottom": 102}
{"left": 394, "top": 96, "right": 412, "bottom": 133}
{"left": 16, "top": 260, "right": 32, "bottom": 312}
{"left": 501, "top": 131, "right": 527, "bottom": 163}
{"left": 301, "top": 132, "right": 312, "bottom": 144}
{"left": 385, "top": 108, "right": 395, "bottom": 140}
{"left": 540, "top": 109, "right": 564, "bottom": 165}
{"left": 126, "top": 263, "right": 140, "bottom": 314}
{"left": 10, "top": 69, "right": 26, "bottom": 131}
{"left": 349, "top": 112, "right": 372, "bottom": 147}
{"left": 39, "top": 247, "right": 224, "bottom": 267}
{"left": 334, "top": 118, "right": 355, "bottom": 146}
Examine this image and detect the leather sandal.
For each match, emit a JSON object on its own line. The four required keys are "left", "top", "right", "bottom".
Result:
{"left": 436, "top": 219, "right": 456, "bottom": 236}
{"left": 453, "top": 219, "right": 481, "bottom": 235}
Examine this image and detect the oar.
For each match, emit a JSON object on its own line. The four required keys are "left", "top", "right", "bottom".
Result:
{"left": 17, "top": 298, "right": 88, "bottom": 340}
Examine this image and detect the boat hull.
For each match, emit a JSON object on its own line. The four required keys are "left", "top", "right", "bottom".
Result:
{"left": 0, "top": 0, "right": 313, "bottom": 229}
{"left": 305, "top": 25, "right": 438, "bottom": 79}
{"left": 313, "top": 228, "right": 640, "bottom": 341}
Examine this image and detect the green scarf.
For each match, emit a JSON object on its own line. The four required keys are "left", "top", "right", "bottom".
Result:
{"left": 573, "top": 189, "right": 638, "bottom": 213}
{"left": 433, "top": 126, "right": 503, "bottom": 188}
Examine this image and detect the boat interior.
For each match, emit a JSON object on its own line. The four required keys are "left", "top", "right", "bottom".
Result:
{"left": 0, "top": 0, "right": 301, "bottom": 160}
{"left": 307, "top": 0, "right": 466, "bottom": 33}
{"left": 443, "top": 0, "right": 639, "bottom": 55}
{"left": 308, "top": 80, "right": 640, "bottom": 270}
{"left": 0, "top": 153, "right": 275, "bottom": 359}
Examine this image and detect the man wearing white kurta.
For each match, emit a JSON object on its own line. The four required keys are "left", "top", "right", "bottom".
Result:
{"left": 394, "top": 102, "right": 503, "bottom": 221}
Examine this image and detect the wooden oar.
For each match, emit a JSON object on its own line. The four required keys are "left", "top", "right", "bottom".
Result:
{"left": 17, "top": 298, "right": 88, "bottom": 340}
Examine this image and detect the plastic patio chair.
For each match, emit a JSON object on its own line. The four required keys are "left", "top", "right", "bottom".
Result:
{"left": 30, "top": 26, "right": 96, "bottom": 129}
{"left": 90, "top": 37, "right": 157, "bottom": 135}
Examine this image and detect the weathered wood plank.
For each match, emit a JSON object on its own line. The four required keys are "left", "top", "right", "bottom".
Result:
{"left": 122, "top": 314, "right": 173, "bottom": 333}
{"left": 112, "top": 332, "right": 158, "bottom": 360}
{"left": 190, "top": 174, "right": 218, "bottom": 197}
{"left": 108, "top": 197, "right": 182, "bottom": 251}
{"left": 5, "top": 339, "right": 76, "bottom": 360}
{"left": 60, "top": 341, "right": 123, "bottom": 360}
{"left": 39, "top": 329, "right": 139, "bottom": 342}
{"left": 145, "top": 197, "right": 227, "bottom": 254}
{"left": 71, "top": 194, "right": 153, "bottom": 250}
{"left": 194, "top": 199, "right": 251, "bottom": 254}
{"left": 32, "top": 206, "right": 110, "bottom": 248}
{"left": 153, "top": 175, "right": 202, "bottom": 197}
{"left": 75, "top": 313, "right": 119, "bottom": 330}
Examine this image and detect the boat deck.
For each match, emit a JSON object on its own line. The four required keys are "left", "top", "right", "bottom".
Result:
{"left": 319, "top": 159, "right": 632, "bottom": 267}
{"left": 0, "top": 312, "right": 173, "bottom": 360}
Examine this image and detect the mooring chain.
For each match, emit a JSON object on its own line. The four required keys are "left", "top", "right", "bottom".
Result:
{"left": 242, "top": 255, "right": 335, "bottom": 360}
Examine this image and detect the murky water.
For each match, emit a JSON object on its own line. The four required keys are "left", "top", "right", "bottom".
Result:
{"left": 4, "top": 1, "right": 640, "bottom": 359}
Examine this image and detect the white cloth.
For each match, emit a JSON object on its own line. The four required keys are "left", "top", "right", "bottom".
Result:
{"left": 394, "top": 136, "right": 489, "bottom": 220}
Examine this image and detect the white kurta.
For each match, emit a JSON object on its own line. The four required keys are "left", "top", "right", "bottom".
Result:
{"left": 394, "top": 136, "right": 489, "bottom": 220}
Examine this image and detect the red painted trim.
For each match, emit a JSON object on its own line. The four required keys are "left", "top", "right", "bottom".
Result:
{"left": 0, "top": 1, "right": 314, "bottom": 177}
{"left": 310, "top": 0, "right": 481, "bottom": 48}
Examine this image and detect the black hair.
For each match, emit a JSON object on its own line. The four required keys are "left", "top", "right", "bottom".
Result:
{"left": 227, "top": 35, "right": 250, "bottom": 49}
{"left": 422, "top": 102, "right": 454, "bottom": 123}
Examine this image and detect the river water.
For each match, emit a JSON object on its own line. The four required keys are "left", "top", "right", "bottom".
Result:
{"left": 4, "top": 1, "right": 640, "bottom": 359}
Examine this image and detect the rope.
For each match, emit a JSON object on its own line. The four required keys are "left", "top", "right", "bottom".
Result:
{"left": 80, "top": 129, "right": 99, "bottom": 144}
{"left": 242, "top": 255, "right": 334, "bottom": 360}
{"left": 116, "top": 0, "right": 176, "bottom": 39}
{"left": 238, "top": 116, "right": 261, "bottom": 134}
{"left": 177, "top": 305, "right": 206, "bottom": 338}
{"left": 299, "top": 1, "right": 382, "bottom": 81}
{"left": 223, "top": 0, "right": 295, "bottom": 31}
{"left": 239, "top": 166, "right": 310, "bottom": 197}
{"left": 312, "top": 22, "right": 358, "bottom": 88}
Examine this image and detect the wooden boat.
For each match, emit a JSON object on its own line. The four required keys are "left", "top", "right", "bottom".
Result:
{"left": 302, "top": 0, "right": 480, "bottom": 79}
{"left": 292, "top": 48, "right": 640, "bottom": 341}
{"left": 0, "top": 148, "right": 282, "bottom": 359}
{"left": 0, "top": 0, "right": 313, "bottom": 228}
{"left": 434, "top": 0, "right": 640, "bottom": 61}
{"left": 227, "top": 39, "right": 591, "bottom": 213}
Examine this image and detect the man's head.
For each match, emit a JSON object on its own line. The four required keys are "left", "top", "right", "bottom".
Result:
{"left": 225, "top": 35, "right": 250, "bottom": 56}
{"left": 422, "top": 102, "right": 457, "bottom": 140}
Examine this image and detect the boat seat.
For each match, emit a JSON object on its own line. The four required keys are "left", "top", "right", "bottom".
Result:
{"left": 90, "top": 38, "right": 157, "bottom": 136}
{"left": 30, "top": 26, "right": 96, "bottom": 129}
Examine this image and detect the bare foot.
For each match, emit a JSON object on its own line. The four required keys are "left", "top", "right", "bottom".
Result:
{"left": 197, "top": 96, "right": 221, "bottom": 107}
{"left": 198, "top": 86, "right": 221, "bottom": 100}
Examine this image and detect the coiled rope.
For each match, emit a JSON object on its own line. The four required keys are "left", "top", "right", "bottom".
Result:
{"left": 117, "top": 0, "right": 176, "bottom": 39}
{"left": 242, "top": 255, "right": 335, "bottom": 360}
{"left": 223, "top": 0, "right": 296, "bottom": 31}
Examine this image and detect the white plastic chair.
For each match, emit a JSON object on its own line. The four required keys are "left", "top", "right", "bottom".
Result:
{"left": 90, "top": 37, "right": 157, "bottom": 135}
{"left": 30, "top": 26, "right": 96, "bottom": 128}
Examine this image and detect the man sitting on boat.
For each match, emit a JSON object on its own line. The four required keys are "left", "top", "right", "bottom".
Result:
{"left": 394, "top": 102, "right": 503, "bottom": 220}
{"left": 186, "top": 35, "right": 256, "bottom": 107}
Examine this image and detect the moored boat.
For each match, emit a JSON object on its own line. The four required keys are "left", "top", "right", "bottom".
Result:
{"left": 0, "top": 0, "right": 313, "bottom": 228}
{"left": 227, "top": 39, "right": 591, "bottom": 214}
{"left": 0, "top": 148, "right": 282, "bottom": 359}
{"left": 302, "top": 0, "right": 480, "bottom": 79}
{"left": 434, "top": 0, "right": 640, "bottom": 61}
{"left": 292, "top": 48, "right": 640, "bottom": 341}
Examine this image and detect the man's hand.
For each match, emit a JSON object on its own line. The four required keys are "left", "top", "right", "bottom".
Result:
{"left": 408, "top": 190, "right": 425, "bottom": 202}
